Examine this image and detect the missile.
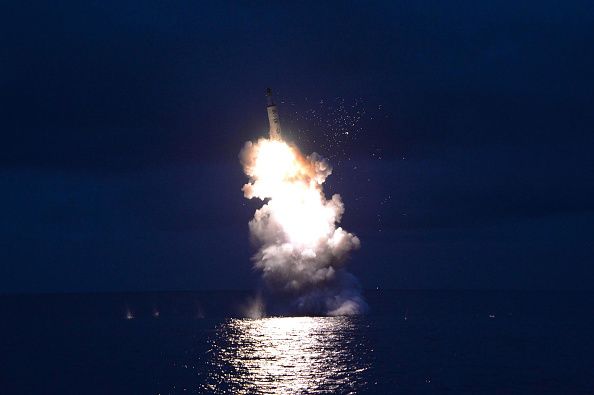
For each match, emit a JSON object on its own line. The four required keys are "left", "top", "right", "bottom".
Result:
{"left": 266, "top": 88, "right": 282, "bottom": 140}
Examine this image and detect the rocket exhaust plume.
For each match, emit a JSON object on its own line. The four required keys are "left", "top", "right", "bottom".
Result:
{"left": 239, "top": 89, "right": 367, "bottom": 316}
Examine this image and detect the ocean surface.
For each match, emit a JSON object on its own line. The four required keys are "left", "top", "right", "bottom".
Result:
{"left": 1, "top": 290, "right": 593, "bottom": 394}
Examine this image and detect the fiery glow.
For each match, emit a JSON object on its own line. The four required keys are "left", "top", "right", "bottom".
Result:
{"left": 242, "top": 139, "right": 335, "bottom": 247}
{"left": 240, "top": 137, "right": 366, "bottom": 316}
{"left": 251, "top": 140, "right": 299, "bottom": 187}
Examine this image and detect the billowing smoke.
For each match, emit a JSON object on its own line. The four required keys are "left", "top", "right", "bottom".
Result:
{"left": 240, "top": 137, "right": 367, "bottom": 316}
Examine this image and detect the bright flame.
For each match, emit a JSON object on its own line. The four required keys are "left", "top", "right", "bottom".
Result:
{"left": 240, "top": 136, "right": 366, "bottom": 315}
{"left": 242, "top": 139, "right": 334, "bottom": 247}
{"left": 252, "top": 140, "right": 299, "bottom": 185}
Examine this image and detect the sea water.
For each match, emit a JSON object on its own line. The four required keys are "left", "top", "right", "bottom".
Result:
{"left": 1, "top": 290, "right": 593, "bottom": 394}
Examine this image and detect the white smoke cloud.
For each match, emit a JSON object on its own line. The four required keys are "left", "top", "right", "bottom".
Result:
{"left": 240, "top": 138, "right": 367, "bottom": 316}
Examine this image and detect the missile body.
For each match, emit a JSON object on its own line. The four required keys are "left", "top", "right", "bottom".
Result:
{"left": 266, "top": 88, "right": 282, "bottom": 140}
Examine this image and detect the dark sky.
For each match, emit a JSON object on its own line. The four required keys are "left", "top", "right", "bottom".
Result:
{"left": 1, "top": 1, "right": 593, "bottom": 292}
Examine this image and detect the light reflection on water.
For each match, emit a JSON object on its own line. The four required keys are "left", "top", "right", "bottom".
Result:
{"left": 202, "top": 316, "right": 370, "bottom": 394}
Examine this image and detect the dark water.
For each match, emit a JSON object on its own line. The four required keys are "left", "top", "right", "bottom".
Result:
{"left": 1, "top": 290, "right": 593, "bottom": 394}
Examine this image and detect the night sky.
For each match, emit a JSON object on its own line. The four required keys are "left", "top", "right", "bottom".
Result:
{"left": 1, "top": 1, "right": 593, "bottom": 292}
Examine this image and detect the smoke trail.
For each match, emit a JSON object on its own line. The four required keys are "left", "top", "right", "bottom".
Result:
{"left": 240, "top": 137, "right": 367, "bottom": 316}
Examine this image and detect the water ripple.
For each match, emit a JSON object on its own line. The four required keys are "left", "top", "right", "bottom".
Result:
{"left": 201, "top": 316, "right": 370, "bottom": 394}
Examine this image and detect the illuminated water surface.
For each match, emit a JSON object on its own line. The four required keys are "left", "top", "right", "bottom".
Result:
{"left": 202, "top": 316, "right": 371, "bottom": 394}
